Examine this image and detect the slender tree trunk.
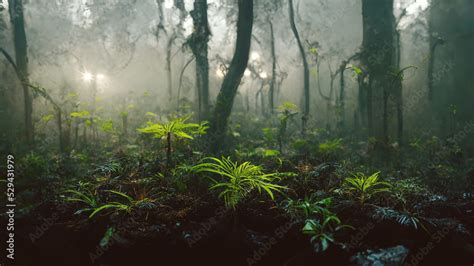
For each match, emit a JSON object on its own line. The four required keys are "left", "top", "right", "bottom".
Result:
{"left": 288, "top": 0, "right": 310, "bottom": 134}
{"left": 155, "top": 0, "right": 166, "bottom": 38}
{"left": 382, "top": 88, "right": 389, "bottom": 143}
{"left": 177, "top": 56, "right": 195, "bottom": 112}
{"left": 427, "top": 38, "right": 443, "bottom": 102}
{"left": 73, "top": 122, "right": 79, "bottom": 149}
{"left": 367, "top": 78, "right": 373, "bottom": 135}
{"left": 56, "top": 110, "right": 64, "bottom": 153}
{"left": 121, "top": 113, "right": 128, "bottom": 143}
{"left": 166, "top": 33, "right": 177, "bottom": 103}
{"left": 9, "top": 0, "right": 33, "bottom": 145}
{"left": 209, "top": 0, "right": 253, "bottom": 152}
{"left": 394, "top": 30, "right": 404, "bottom": 146}
{"left": 339, "top": 65, "right": 346, "bottom": 130}
{"left": 268, "top": 18, "right": 276, "bottom": 114}
{"left": 166, "top": 132, "right": 172, "bottom": 167}
{"left": 189, "top": 0, "right": 211, "bottom": 120}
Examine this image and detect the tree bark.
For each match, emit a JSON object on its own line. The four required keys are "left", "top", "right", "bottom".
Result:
{"left": 209, "top": 0, "right": 253, "bottom": 152}
{"left": 177, "top": 56, "right": 195, "bottom": 112}
{"left": 394, "top": 29, "right": 403, "bottom": 146}
{"left": 361, "top": 0, "right": 394, "bottom": 142}
{"left": 166, "top": 32, "right": 177, "bottom": 103}
{"left": 9, "top": 0, "right": 33, "bottom": 145}
{"left": 268, "top": 17, "right": 276, "bottom": 114}
{"left": 189, "top": 0, "right": 211, "bottom": 120}
{"left": 288, "top": 0, "right": 310, "bottom": 134}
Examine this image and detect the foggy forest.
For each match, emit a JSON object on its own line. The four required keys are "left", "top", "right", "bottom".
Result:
{"left": 0, "top": 0, "right": 473, "bottom": 265}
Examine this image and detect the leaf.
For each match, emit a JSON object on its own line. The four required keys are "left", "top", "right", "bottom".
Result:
{"left": 106, "top": 190, "right": 133, "bottom": 203}
{"left": 100, "top": 227, "right": 115, "bottom": 247}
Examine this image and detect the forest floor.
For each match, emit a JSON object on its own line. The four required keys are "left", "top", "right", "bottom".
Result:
{"left": 3, "top": 121, "right": 474, "bottom": 266}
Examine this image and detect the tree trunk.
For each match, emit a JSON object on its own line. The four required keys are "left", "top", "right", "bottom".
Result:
{"left": 121, "top": 113, "right": 128, "bottom": 143}
{"left": 209, "top": 0, "right": 253, "bottom": 152}
{"left": 338, "top": 65, "right": 346, "bottom": 131}
{"left": 177, "top": 56, "right": 195, "bottom": 112}
{"left": 429, "top": 0, "right": 474, "bottom": 140}
{"left": 288, "top": 0, "right": 310, "bottom": 134}
{"left": 56, "top": 110, "right": 64, "bottom": 153}
{"left": 189, "top": 0, "right": 211, "bottom": 120}
{"left": 268, "top": 18, "right": 276, "bottom": 114}
{"left": 166, "top": 33, "right": 177, "bottom": 103}
{"left": 9, "top": 0, "right": 33, "bottom": 145}
{"left": 166, "top": 132, "right": 172, "bottom": 167}
{"left": 394, "top": 29, "right": 404, "bottom": 146}
{"left": 361, "top": 0, "right": 394, "bottom": 142}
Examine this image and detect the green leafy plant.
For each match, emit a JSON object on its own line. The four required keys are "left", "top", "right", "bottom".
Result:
{"left": 343, "top": 171, "right": 391, "bottom": 205}
{"left": 137, "top": 114, "right": 208, "bottom": 166}
{"left": 284, "top": 195, "right": 353, "bottom": 252}
{"left": 282, "top": 195, "right": 333, "bottom": 220}
{"left": 67, "top": 189, "right": 155, "bottom": 218}
{"left": 192, "top": 157, "right": 287, "bottom": 209}
{"left": 303, "top": 215, "right": 352, "bottom": 252}
{"left": 390, "top": 178, "right": 431, "bottom": 209}
{"left": 94, "top": 160, "right": 122, "bottom": 178}
{"left": 276, "top": 102, "right": 299, "bottom": 152}
{"left": 373, "top": 207, "right": 431, "bottom": 233}
{"left": 65, "top": 189, "right": 99, "bottom": 215}
{"left": 318, "top": 138, "right": 343, "bottom": 156}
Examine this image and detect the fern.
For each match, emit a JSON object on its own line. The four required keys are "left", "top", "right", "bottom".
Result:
{"left": 344, "top": 171, "right": 391, "bottom": 205}
{"left": 192, "top": 157, "right": 287, "bottom": 209}
{"left": 138, "top": 114, "right": 208, "bottom": 166}
{"left": 65, "top": 189, "right": 99, "bottom": 215}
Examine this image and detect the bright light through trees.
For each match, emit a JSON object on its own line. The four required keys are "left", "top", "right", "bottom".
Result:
{"left": 82, "top": 71, "right": 93, "bottom": 82}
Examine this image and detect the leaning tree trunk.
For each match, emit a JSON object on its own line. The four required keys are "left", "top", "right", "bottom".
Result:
{"left": 288, "top": 0, "right": 310, "bottom": 134}
{"left": 9, "top": 0, "right": 33, "bottom": 145}
{"left": 209, "top": 0, "right": 253, "bottom": 152}
{"left": 189, "top": 0, "right": 211, "bottom": 120}
{"left": 268, "top": 17, "right": 276, "bottom": 114}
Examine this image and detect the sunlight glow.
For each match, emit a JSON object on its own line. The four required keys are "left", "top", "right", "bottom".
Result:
{"left": 406, "top": 0, "right": 430, "bottom": 15}
{"left": 244, "top": 69, "right": 251, "bottom": 77}
{"left": 251, "top": 52, "right": 260, "bottom": 61}
{"left": 164, "top": 0, "right": 173, "bottom": 9}
{"left": 96, "top": 74, "right": 105, "bottom": 80}
{"left": 259, "top": 71, "right": 268, "bottom": 79}
{"left": 82, "top": 72, "right": 93, "bottom": 82}
{"left": 216, "top": 68, "right": 224, "bottom": 78}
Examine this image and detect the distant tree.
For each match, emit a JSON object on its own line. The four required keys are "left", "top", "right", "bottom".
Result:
{"left": 188, "top": 0, "right": 211, "bottom": 120}
{"left": 9, "top": 0, "right": 33, "bottom": 145}
{"left": 288, "top": 0, "right": 310, "bottom": 134}
{"left": 360, "top": 0, "right": 395, "bottom": 144}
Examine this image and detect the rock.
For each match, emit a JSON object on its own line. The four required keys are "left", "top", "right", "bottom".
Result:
{"left": 350, "top": 245, "right": 409, "bottom": 266}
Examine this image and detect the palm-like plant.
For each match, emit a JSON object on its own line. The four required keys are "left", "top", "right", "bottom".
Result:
{"left": 343, "top": 171, "right": 391, "bottom": 205}
{"left": 65, "top": 189, "right": 99, "bottom": 215}
{"left": 138, "top": 114, "right": 208, "bottom": 166}
{"left": 192, "top": 157, "right": 287, "bottom": 209}
{"left": 66, "top": 189, "right": 155, "bottom": 219}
